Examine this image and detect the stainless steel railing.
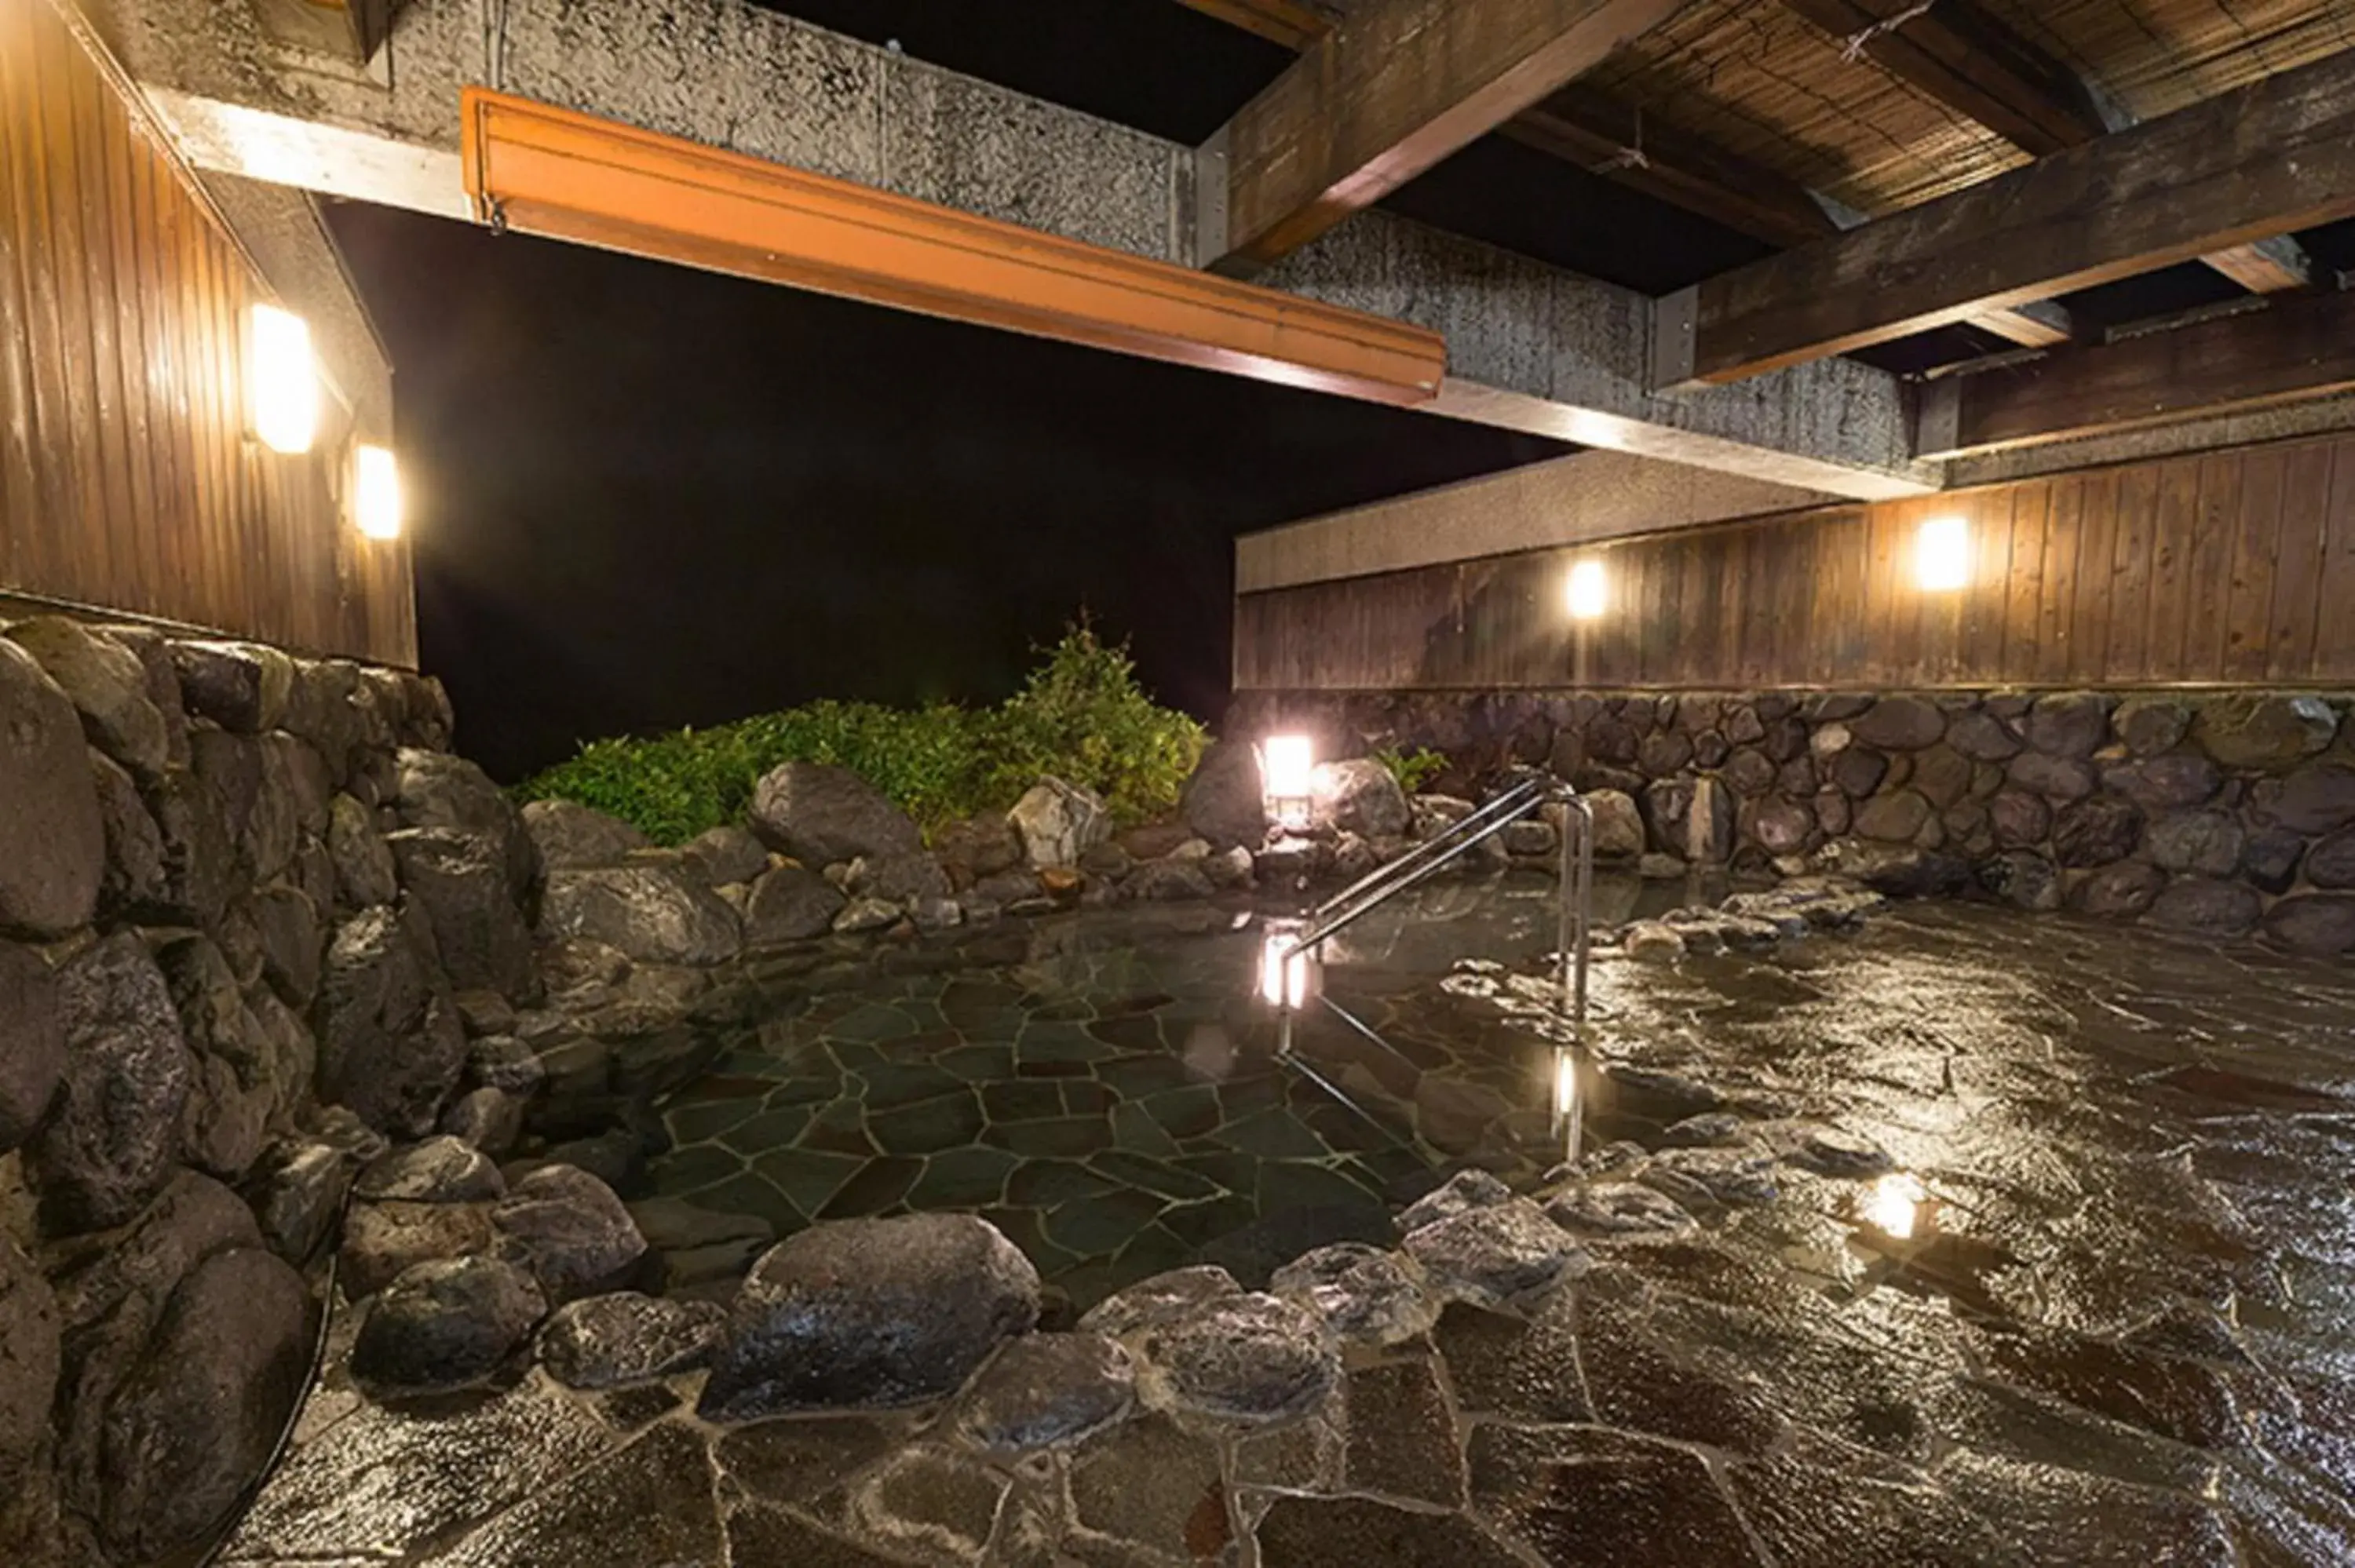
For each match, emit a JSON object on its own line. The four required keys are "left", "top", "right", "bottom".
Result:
{"left": 1261, "top": 773, "right": 1596, "bottom": 1161}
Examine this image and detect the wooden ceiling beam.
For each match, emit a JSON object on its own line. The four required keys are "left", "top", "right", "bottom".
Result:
{"left": 1502, "top": 86, "right": 1838, "bottom": 250}
{"left": 1179, "top": 2, "right": 2077, "bottom": 348}
{"left": 1207, "top": 0, "right": 1696, "bottom": 275}
{"left": 1780, "top": 0, "right": 2315, "bottom": 301}
{"left": 1168, "top": 0, "right": 1340, "bottom": 53}
{"left": 1916, "top": 284, "right": 2355, "bottom": 458}
{"left": 1778, "top": 0, "right": 2105, "bottom": 158}
{"left": 1656, "top": 46, "right": 2355, "bottom": 388}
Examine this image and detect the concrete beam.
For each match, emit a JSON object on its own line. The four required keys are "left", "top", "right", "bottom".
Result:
{"left": 86, "top": 0, "right": 1936, "bottom": 499}
{"left": 1267, "top": 213, "right": 1938, "bottom": 498}
{"left": 1237, "top": 447, "right": 1829, "bottom": 591}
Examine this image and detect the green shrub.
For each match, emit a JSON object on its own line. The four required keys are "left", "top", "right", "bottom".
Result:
{"left": 1373, "top": 746, "right": 1448, "bottom": 796}
{"left": 516, "top": 625, "right": 1206, "bottom": 846}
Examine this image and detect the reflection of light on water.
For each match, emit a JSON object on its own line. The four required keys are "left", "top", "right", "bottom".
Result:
{"left": 1258, "top": 932, "right": 1310, "bottom": 1008}
{"left": 1864, "top": 1172, "right": 1929, "bottom": 1239}
{"left": 1554, "top": 1052, "right": 1578, "bottom": 1117}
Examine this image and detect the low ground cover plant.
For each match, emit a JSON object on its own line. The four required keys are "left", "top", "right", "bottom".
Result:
{"left": 517, "top": 625, "right": 1206, "bottom": 845}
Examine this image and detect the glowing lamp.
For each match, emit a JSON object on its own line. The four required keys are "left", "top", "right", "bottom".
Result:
{"left": 1258, "top": 932, "right": 1316, "bottom": 1009}
{"left": 1862, "top": 1171, "right": 1930, "bottom": 1240}
{"left": 1915, "top": 516, "right": 1970, "bottom": 593}
{"left": 1566, "top": 557, "right": 1608, "bottom": 621}
{"left": 352, "top": 444, "right": 402, "bottom": 539}
{"left": 248, "top": 304, "right": 318, "bottom": 454}
{"left": 1261, "top": 734, "right": 1313, "bottom": 829}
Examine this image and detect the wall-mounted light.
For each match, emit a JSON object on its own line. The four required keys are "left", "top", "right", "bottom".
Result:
{"left": 1915, "top": 516, "right": 1971, "bottom": 593}
{"left": 1566, "top": 557, "right": 1608, "bottom": 621}
{"left": 248, "top": 303, "right": 318, "bottom": 454}
{"left": 1261, "top": 734, "right": 1313, "bottom": 830}
{"left": 352, "top": 444, "right": 403, "bottom": 540}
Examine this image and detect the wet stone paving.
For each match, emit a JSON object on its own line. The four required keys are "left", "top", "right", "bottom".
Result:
{"left": 224, "top": 877, "right": 2355, "bottom": 1566}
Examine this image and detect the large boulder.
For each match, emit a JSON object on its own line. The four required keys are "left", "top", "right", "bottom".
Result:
{"left": 521, "top": 799, "right": 655, "bottom": 871}
{"left": 89, "top": 751, "right": 169, "bottom": 921}
{"left": 843, "top": 850, "right": 954, "bottom": 906}
{"left": 391, "top": 748, "right": 539, "bottom": 905}
{"left": 0, "top": 1237, "right": 59, "bottom": 1472}
{"left": 350, "top": 1256, "right": 546, "bottom": 1395}
{"left": 0, "top": 942, "right": 64, "bottom": 1154}
{"left": 1180, "top": 740, "right": 1268, "bottom": 850}
{"left": 540, "top": 864, "right": 742, "bottom": 966}
{"left": 2147, "top": 878, "right": 2263, "bottom": 938}
{"left": 491, "top": 1164, "right": 649, "bottom": 1305}
{"left": 1009, "top": 777, "right": 1113, "bottom": 870}
{"left": 952, "top": 1332, "right": 1134, "bottom": 1453}
{"left": 5, "top": 617, "right": 169, "bottom": 777}
{"left": 747, "top": 760, "right": 922, "bottom": 866}
{"left": 141, "top": 767, "right": 238, "bottom": 928}
{"left": 2051, "top": 796, "right": 2143, "bottom": 868}
{"left": 2192, "top": 695, "right": 2337, "bottom": 771}
{"left": 96, "top": 1247, "right": 313, "bottom": 1563}
{"left": 340, "top": 1199, "right": 495, "bottom": 1300}
{"left": 1314, "top": 758, "right": 1411, "bottom": 838}
{"left": 2264, "top": 895, "right": 2355, "bottom": 956}
{"left": 2023, "top": 692, "right": 2109, "bottom": 759}
{"left": 327, "top": 793, "right": 398, "bottom": 909}
{"left": 535, "top": 1291, "right": 728, "bottom": 1390}
{"left": 741, "top": 864, "right": 846, "bottom": 945}
{"left": 313, "top": 907, "right": 467, "bottom": 1138}
{"left": 389, "top": 829, "right": 539, "bottom": 999}
{"left": 679, "top": 824, "right": 770, "bottom": 888}
{"left": 2252, "top": 761, "right": 2355, "bottom": 837}
{"left": 1583, "top": 789, "right": 1645, "bottom": 859}
{"left": 1849, "top": 696, "right": 1947, "bottom": 752}
{"left": 1134, "top": 1292, "right": 1338, "bottom": 1424}
{"left": 0, "top": 640, "right": 105, "bottom": 938}
{"left": 170, "top": 640, "right": 292, "bottom": 734}
{"left": 699, "top": 1214, "right": 1039, "bottom": 1420}
{"left": 2309, "top": 828, "right": 2355, "bottom": 889}
{"left": 29, "top": 933, "right": 194, "bottom": 1233}
{"left": 244, "top": 1141, "right": 351, "bottom": 1263}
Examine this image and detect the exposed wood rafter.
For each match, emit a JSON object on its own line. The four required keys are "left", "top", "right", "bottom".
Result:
{"left": 1169, "top": 0, "right": 1340, "bottom": 51}
{"left": 1779, "top": 0, "right": 2314, "bottom": 299}
{"left": 1916, "top": 284, "right": 2355, "bottom": 458}
{"left": 1208, "top": 0, "right": 1694, "bottom": 275}
{"left": 1655, "top": 46, "right": 2355, "bottom": 388}
{"left": 1181, "top": 2, "right": 2075, "bottom": 348}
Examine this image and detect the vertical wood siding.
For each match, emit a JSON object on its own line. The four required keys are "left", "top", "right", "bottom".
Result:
{"left": 1236, "top": 432, "right": 2355, "bottom": 692}
{"left": 0, "top": 0, "right": 415, "bottom": 665}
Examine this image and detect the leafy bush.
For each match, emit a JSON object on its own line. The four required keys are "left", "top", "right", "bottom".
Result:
{"left": 517, "top": 625, "right": 1206, "bottom": 845}
{"left": 1373, "top": 746, "right": 1448, "bottom": 796}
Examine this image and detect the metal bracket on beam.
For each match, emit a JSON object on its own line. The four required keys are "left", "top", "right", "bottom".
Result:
{"left": 1192, "top": 128, "right": 1231, "bottom": 272}
{"left": 1648, "top": 286, "right": 1700, "bottom": 392}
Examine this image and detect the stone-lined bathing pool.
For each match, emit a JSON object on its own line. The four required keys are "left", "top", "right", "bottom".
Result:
{"left": 228, "top": 882, "right": 2355, "bottom": 1565}
{"left": 647, "top": 872, "right": 1648, "bottom": 1311}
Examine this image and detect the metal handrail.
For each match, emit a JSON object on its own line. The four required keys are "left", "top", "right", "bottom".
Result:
{"left": 1265, "top": 776, "right": 1597, "bottom": 1163}
{"left": 1310, "top": 774, "right": 1551, "bottom": 921}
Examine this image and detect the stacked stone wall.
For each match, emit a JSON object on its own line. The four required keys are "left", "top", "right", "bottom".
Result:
{"left": 0, "top": 618, "right": 540, "bottom": 1565}
{"left": 1229, "top": 687, "right": 2355, "bottom": 957}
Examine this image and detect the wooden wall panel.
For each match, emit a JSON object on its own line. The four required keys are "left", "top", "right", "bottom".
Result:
{"left": 0, "top": 0, "right": 414, "bottom": 665}
{"left": 1236, "top": 430, "right": 2355, "bottom": 694}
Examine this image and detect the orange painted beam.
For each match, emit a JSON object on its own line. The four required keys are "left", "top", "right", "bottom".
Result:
{"left": 459, "top": 89, "right": 1445, "bottom": 407}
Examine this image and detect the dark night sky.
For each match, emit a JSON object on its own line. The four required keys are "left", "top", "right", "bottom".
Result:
{"left": 325, "top": 204, "right": 1567, "bottom": 782}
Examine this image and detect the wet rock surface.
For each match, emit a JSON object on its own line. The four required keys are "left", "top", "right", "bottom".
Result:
{"left": 225, "top": 894, "right": 2355, "bottom": 1568}
{"left": 699, "top": 1212, "right": 1039, "bottom": 1420}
